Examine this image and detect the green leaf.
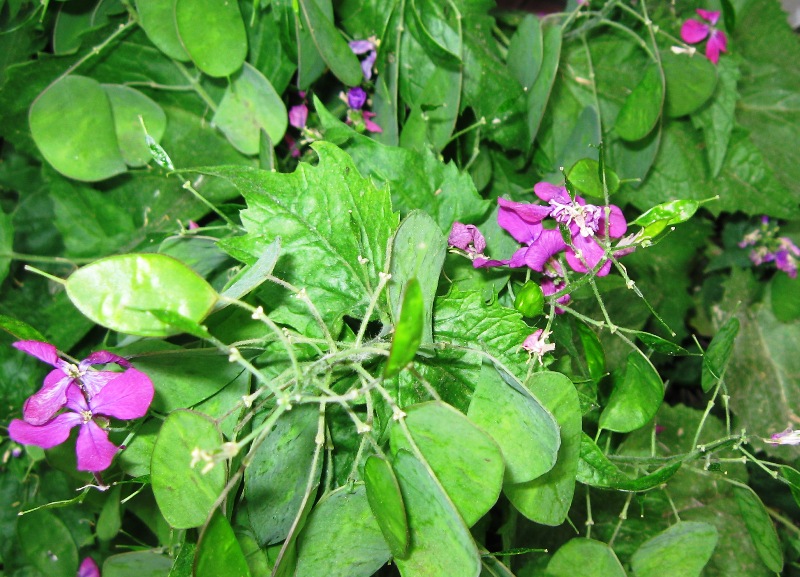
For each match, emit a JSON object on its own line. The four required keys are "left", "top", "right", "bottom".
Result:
{"left": 467, "top": 365, "right": 560, "bottom": 484}
{"left": 245, "top": 404, "right": 321, "bottom": 546}
{"left": 701, "top": 315, "right": 739, "bottom": 393}
{"left": 661, "top": 51, "right": 718, "bottom": 117}
{"left": 527, "top": 22, "right": 561, "bottom": 144}
{"left": 771, "top": 272, "right": 800, "bottom": 322}
{"left": 392, "top": 450, "right": 481, "bottom": 577}
{"left": 390, "top": 401, "right": 505, "bottom": 527}
{"left": 503, "top": 372, "right": 581, "bottom": 526}
{"left": 406, "top": 0, "right": 461, "bottom": 66}
{"left": 297, "top": 0, "right": 363, "bottom": 87}
{"left": 547, "top": 538, "right": 626, "bottom": 577}
{"left": 30, "top": 75, "right": 126, "bottom": 181}
{"left": 0, "top": 209, "right": 12, "bottom": 287}
{"left": 574, "top": 320, "right": 606, "bottom": 382}
{"left": 388, "top": 211, "right": 447, "bottom": 347}
{"left": 18, "top": 509, "right": 78, "bottom": 577}
{"left": 218, "top": 238, "right": 281, "bottom": 305}
{"left": 195, "top": 510, "right": 251, "bottom": 577}
{"left": 0, "top": 313, "right": 47, "bottom": 342}
{"left": 732, "top": 486, "right": 783, "bottom": 573}
{"left": 295, "top": 484, "right": 391, "bottom": 577}
{"left": 632, "top": 331, "right": 690, "bottom": 356}
{"left": 567, "top": 158, "right": 620, "bottom": 199}
{"left": 691, "top": 57, "right": 740, "bottom": 177}
{"left": 385, "top": 279, "right": 424, "bottom": 378}
{"left": 507, "top": 15, "right": 542, "bottom": 90}
{"left": 103, "top": 84, "right": 167, "bottom": 167}
{"left": 96, "top": 485, "right": 122, "bottom": 541}
{"left": 780, "top": 465, "right": 800, "bottom": 508}
{"left": 102, "top": 551, "right": 174, "bottom": 577}
{"left": 212, "top": 63, "right": 288, "bottom": 156}
{"left": 151, "top": 410, "right": 227, "bottom": 529}
{"left": 577, "top": 433, "right": 680, "bottom": 491}
{"left": 175, "top": 0, "right": 247, "bottom": 77}
{"left": 614, "top": 64, "right": 663, "bottom": 141}
{"left": 364, "top": 456, "right": 409, "bottom": 558}
{"left": 632, "top": 199, "right": 700, "bottom": 228}
{"left": 201, "top": 142, "right": 398, "bottom": 336}
{"left": 65, "top": 253, "right": 219, "bottom": 337}
{"left": 134, "top": 0, "right": 190, "bottom": 61}
{"left": 630, "top": 521, "right": 718, "bottom": 577}
{"left": 599, "top": 352, "right": 664, "bottom": 433}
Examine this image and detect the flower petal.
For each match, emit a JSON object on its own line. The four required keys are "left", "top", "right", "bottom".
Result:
{"left": 705, "top": 30, "right": 727, "bottom": 64}
{"left": 680, "top": 19, "right": 710, "bottom": 44}
{"left": 289, "top": 104, "right": 308, "bottom": 129}
{"left": 348, "top": 87, "right": 368, "bottom": 110}
{"left": 533, "top": 182, "right": 570, "bottom": 203}
{"left": 22, "top": 369, "right": 72, "bottom": 425}
{"left": 80, "top": 370, "right": 123, "bottom": 399}
{"left": 13, "top": 340, "right": 59, "bottom": 367}
{"left": 497, "top": 198, "right": 549, "bottom": 244}
{"left": 448, "top": 222, "right": 486, "bottom": 253}
{"left": 349, "top": 39, "right": 375, "bottom": 55}
{"left": 566, "top": 234, "right": 607, "bottom": 273}
{"left": 362, "top": 111, "right": 382, "bottom": 133}
{"left": 81, "top": 350, "right": 131, "bottom": 370}
{"left": 8, "top": 412, "right": 82, "bottom": 449}
{"left": 89, "top": 368, "right": 154, "bottom": 420}
{"left": 361, "top": 50, "right": 377, "bottom": 81}
{"left": 696, "top": 9, "right": 720, "bottom": 25}
{"left": 75, "top": 420, "right": 119, "bottom": 472}
{"left": 524, "top": 229, "right": 568, "bottom": 272}
{"left": 78, "top": 557, "right": 101, "bottom": 577}
{"left": 601, "top": 204, "right": 628, "bottom": 238}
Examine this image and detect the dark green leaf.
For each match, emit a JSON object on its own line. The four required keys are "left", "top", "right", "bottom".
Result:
{"left": 175, "top": 0, "right": 247, "bottom": 77}
{"left": 297, "top": 0, "right": 363, "bottom": 86}
{"left": 599, "top": 352, "right": 664, "bottom": 433}
{"left": 0, "top": 210, "right": 11, "bottom": 286}
{"left": 295, "top": 484, "right": 391, "bottom": 577}
{"left": 574, "top": 320, "right": 606, "bottom": 382}
{"left": 65, "top": 253, "right": 219, "bottom": 337}
{"left": 385, "top": 279, "right": 424, "bottom": 378}
{"left": 507, "top": 15, "right": 542, "bottom": 90}
{"left": 0, "top": 313, "right": 47, "bottom": 342}
{"left": 151, "top": 410, "right": 227, "bottom": 529}
{"left": 102, "top": 551, "right": 174, "bottom": 577}
{"left": 770, "top": 273, "right": 800, "bottom": 322}
{"left": 701, "top": 315, "right": 739, "bottom": 393}
{"left": 632, "top": 331, "right": 690, "bottom": 356}
{"left": 195, "top": 510, "right": 251, "bottom": 577}
{"left": 615, "top": 64, "right": 663, "bottom": 142}
{"left": 364, "top": 456, "right": 409, "bottom": 558}
{"left": 780, "top": 465, "right": 800, "bottom": 507}
{"left": 96, "top": 485, "right": 122, "bottom": 541}
{"left": 661, "top": 51, "right": 718, "bottom": 117}
{"left": 733, "top": 486, "right": 783, "bottom": 573}
{"left": 18, "top": 510, "right": 78, "bottom": 577}
{"left": 527, "top": 22, "right": 561, "bottom": 144}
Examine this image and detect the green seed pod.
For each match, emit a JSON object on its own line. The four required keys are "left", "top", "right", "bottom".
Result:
{"left": 514, "top": 281, "right": 545, "bottom": 318}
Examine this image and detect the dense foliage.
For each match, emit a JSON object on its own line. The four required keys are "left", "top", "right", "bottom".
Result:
{"left": 0, "top": 0, "right": 799, "bottom": 576}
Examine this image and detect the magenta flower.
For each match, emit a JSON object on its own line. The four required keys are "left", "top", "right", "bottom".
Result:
{"left": 12, "top": 341, "right": 133, "bottom": 426}
{"left": 774, "top": 237, "right": 800, "bottom": 278}
{"left": 540, "top": 277, "right": 571, "bottom": 313}
{"left": 681, "top": 9, "right": 727, "bottom": 64}
{"left": 767, "top": 428, "right": 800, "bottom": 446}
{"left": 78, "top": 557, "right": 101, "bottom": 577}
{"left": 288, "top": 103, "right": 308, "bottom": 129}
{"left": 522, "top": 329, "right": 555, "bottom": 364}
{"left": 8, "top": 367, "right": 153, "bottom": 472}
{"left": 349, "top": 39, "right": 378, "bottom": 80}
{"left": 361, "top": 110, "right": 382, "bottom": 133}
{"left": 449, "top": 222, "right": 486, "bottom": 255}
{"left": 348, "top": 87, "right": 368, "bottom": 110}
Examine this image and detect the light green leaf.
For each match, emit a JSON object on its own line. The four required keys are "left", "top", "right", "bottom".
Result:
{"left": 245, "top": 404, "right": 321, "bottom": 546}
{"left": 0, "top": 211, "right": 13, "bottom": 286}
{"left": 567, "top": 158, "right": 620, "bottom": 199}
{"left": 630, "top": 521, "right": 718, "bottom": 577}
{"left": 547, "top": 538, "right": 626, "bottom": 577}
{"left": 297, "top": 0, "right": 363, "bottom": 87}
{"left": 392, "top": 450, "right": 481, "bottom": 577}
{"left": 103, "top": 84, "right": 166, "bottom": 167}
{"left": 18, "top": 510, "right": 78, "bottom": 577}
{"left": 661, "top": 51, "right": 717, "bottom": 118}
{"left": 218, "top": 238, "right": 281, "bottom": 306}
{"left": 195, "top": 510, "right": 251, "bottom": 577}
{"left": 390, "top": 401, "right": 505, "bottom": 527}
{"left": 599, "top": 352, "right": 664, "bottom": 433}
{"left": 102, "top": 551, "right": 174, "bottom": 577}
{"left": 733, "top": 486, "right": 783, "bottom": 573}
{"left": 503, "top": 371, "right": 581, "bottom": 526}
{"left": 701, "top": 315, "right": 739, "bottom": 393}
{"left": 134, "top": 0, "right": 190, "bottom": 61}
{"left": 364, "top": 456, "right": 409, "bottom": 558}
{"left": 385, "top": 279, "right": 424, "bottom": 378}
{"left": 65, "top": 253, "right": 218, "bottom": 337}
{"left": 296, "top": 484, "right": 391, "bottom": 577}
{"left": 467, "top": 365, "right": 560, "bottom": 484}
{"left": 30, "top": 75, "right": 126, "bottom": 181}
{"left": 770, "top": 273, "right": 800, "bottom": 322}
{"left": 213, "top": 63, "right": 288, "bottom": 156}
{"left": 175, "top": 0, "right": 247, "bottom": 77}
{"left": 615, "top": 64, "right": 663, "bottom": 141}
{"left": 151, "top": 410, "right": 226, "bottom": 529}
{"left": 389, "top": 210, "right": 447, "bottom": 347}
{"left": 200, "top": 142, "right": 398, "bottom": 336}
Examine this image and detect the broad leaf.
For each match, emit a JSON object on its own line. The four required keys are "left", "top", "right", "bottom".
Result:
{"left": 175, "top": 0, "right": 247, "bottom": 77}
{"left": 385, "top": 279, "right": 424, "bottom": 378}
{"left": 547, "top": 538, "right": 626, "bottom": 577}
{"left": 364, "top": 456, "right": 409, "bottom": 558}
{"left": 195, "top": 510, "right": 251, "bottom": 577}
{"left": 599, "top": 352, "right": 664, "bottom": 433}
{"left": 630, "top": 521, "right": 718, "bottom": 577}
{"left": 615, "top": 64, "right": 663, "bottom": 141}
{"left": 103, "top": 84, "right": 167, "bottom": 167}
{"left": 733, "top": 486, "right": 783, "bottom": 573}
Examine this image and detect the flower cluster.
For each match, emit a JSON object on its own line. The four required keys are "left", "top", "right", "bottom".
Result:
{"left": 739, "top": 216, "right": 800, "bottom": 278}
{"left": 681, "top": 9, "right": 727, "bottom": 64}
{"left": 7, "top": 341, "right": 153, "bottom": 473}
{"left": 345, "top": 38, "right": 382, "bottom": 133}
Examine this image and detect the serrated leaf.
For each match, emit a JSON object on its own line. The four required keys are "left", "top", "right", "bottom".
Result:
{"left": 295, "top": 484, "right": 391, "bottom": 577}
{"left": 30, "top": 75, "right": 126, "bottom": 182}
{"left": 213, "top": 63, "right": 288, "bottom": 156}
{"left": 599, "top": 352, "right": 664, "bottom": 433}
{"left": 390, "top": 401, "right": 505, "bottom": 527}
{"left": 503, "top": 372, "right": 581, "bottom": 526}
{"left": 65, "top": 253, "right": 218, "bottom": 337}
{"left": 197, "top": 142, "right": 398, "bottom": 336}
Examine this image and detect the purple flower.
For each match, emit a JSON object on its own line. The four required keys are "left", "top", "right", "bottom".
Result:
{"left": 681, "top": 9, "right": 727, "bottom": 64}
{"left": 522, "top": 329, "right": 555, "bottom": 364}
{"left": 349, "top": 39, "right": 378, "bottom": 80}
{"left": 348, "top": 87, "right": 368, "bottom": 110}
{"left": 78, "top": 557, "right": 101, "bottom": 577}
{"left": 541, "top": 277, "right": 571, "bottom": 314}
{"left": 289, "top": 104, "right": 308, "bottom": 129}
{"left": 449, "top": 222, "right": 486, "bottom": 254}
{"left": 12, "top": 341, "right": 133, "bottom": 426}
{"left": 362, "top": 110, "right": 382, "bottom": 133}
{"left": 8, "top": 367, "right": 153, "bottom": 472}
{"left": 774, "top": 237, "right": 800, "bottom": 278}
{"left": 767, "top": 428, "right": 800, "bottom": 446}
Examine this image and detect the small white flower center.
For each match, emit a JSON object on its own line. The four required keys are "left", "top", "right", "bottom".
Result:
{"left": 549, "top": 199, "right": 603, "bottom": 237}
{"left": 80, "top": 410, "right": 93, "bottom": 423}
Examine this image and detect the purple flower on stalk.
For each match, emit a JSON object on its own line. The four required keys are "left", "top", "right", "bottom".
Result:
{"left": 681, "top": 9, "right": 727, "bottom": 64}
{"left": 288, "top": 104, "right": 308, "bottom": 129}
{"left": 347, "top": 87, "right": 368, "bottom": 110}
{"left": 533, "top": 182, "right": 627, "bottom": 276}
{"left": 12, "top": 341, "right": 133, "bottom": 426}
{"left": 448, "top": 222, "right": 508, "bottom": 268}
{"left": 767, "top": 428, "right": 800, "bottom": 446}
{"left": 349, "top": 39, "right": 378, "bottom": 80}
{"left": 78, "top": 557, "right": 101, "bottom": 577}
{"left": 8, "top": 367, "right": 153, "bottom": 472}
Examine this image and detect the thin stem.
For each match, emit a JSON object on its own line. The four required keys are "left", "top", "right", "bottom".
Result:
{"left": 172, "top": 60, "right": 218, "bottom": 113}
{"left": 1, "top": 252, "right": 95, "bottom": 266}
{"left": 355, "top": 272, "right": 392, "bottom": 348}
{"left": 180, "top": 179, "right": 238, "bottom": 227}
{"left": 23, "top": 265, "right": 67, "bottom": 285}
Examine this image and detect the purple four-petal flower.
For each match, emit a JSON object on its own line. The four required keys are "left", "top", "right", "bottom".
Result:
{"left": 680, "top": 9, "right": 727, "bottom": 64}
